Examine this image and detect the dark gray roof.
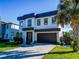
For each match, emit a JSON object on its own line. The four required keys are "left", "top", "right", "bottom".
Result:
{"left": 17, "top": 13, "right": 35, "bottom": 21}
{"left": 17, "top": 10, "right": 58, "bottom": 21}
{"left": 35, "top": 10, "right": 58, "bottom": 18}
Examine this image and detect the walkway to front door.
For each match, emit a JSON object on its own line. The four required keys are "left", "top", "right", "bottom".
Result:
{"left": 0, "top": 43, "right": 56, "bottom": 59}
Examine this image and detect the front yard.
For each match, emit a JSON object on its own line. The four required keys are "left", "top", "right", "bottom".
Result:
{"left": 42, "top": 46, "right": 79, "bottom": 59}
{"left": 0, "top": 42, "right": 19, "bottom": 52}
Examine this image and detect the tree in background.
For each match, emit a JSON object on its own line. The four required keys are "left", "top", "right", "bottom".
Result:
{"left": 64, "top": 32, "right": 70, "bottom": 37}
{"left": 57, "top": 0, "right": 79, "bottom": 51}
{"left": 63, "top": 32, "right": 72, "bottom": 45}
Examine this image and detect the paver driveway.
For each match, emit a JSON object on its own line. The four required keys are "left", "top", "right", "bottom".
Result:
{"left": 0, "top": 43, "right": 56, "bottom": 59}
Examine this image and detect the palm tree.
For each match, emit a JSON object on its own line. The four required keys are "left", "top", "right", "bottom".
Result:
{"left": 57, "top": 0, "right": 79, "bottom": 51}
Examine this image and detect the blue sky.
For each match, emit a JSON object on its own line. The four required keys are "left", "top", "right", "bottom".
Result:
{"left": 0, "top": 0, "right": 72, "bottom": 31}
{"left": 0, "top": 0, "right": 59, "bottom": 23}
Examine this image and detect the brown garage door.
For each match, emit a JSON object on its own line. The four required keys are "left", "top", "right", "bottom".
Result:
{"left": 37, "top": 33, "right": 57, "bottom": 43}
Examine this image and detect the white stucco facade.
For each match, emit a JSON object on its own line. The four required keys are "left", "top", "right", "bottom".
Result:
{"left": 20, "top": 16, "right": 58, "bottom": 29}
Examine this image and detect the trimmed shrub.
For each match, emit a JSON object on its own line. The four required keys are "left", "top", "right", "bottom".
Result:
{"left": 63, "top": 32, "right": 72, "bottom": 45}
{"left": 70, "top": 40, "right": 78, "bottom": 52}
{"left": 60, "top": 37, "right": 65, "bottom": 46}
{"left": 13, "top": 32, "right": 23, "bottom": 44}
{"left": 26, "top": 39, "right": 32, "bottom": 44}
{"left": 14, "top": 37, "right": 23, "bottom": 44}
{"left": 0, "top": 39, "right": 9, "bottom": 43}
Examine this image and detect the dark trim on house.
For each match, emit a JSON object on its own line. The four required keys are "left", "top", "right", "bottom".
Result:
{"left": 35, "top": 10, "right": 58, "bottom": 18}
{"left": 17, "top": 13, "right": 35, "bottom": 21}
{"left": 35, "top": 28, "right": 60, "bottom": 32}
{"left": 22, "top": 27, "right": 34, "bottom": 31}
{"left": 22, "top": 28, "right": 60, "bottom": 31}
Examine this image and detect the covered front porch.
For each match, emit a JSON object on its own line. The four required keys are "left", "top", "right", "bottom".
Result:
{"left": 22, "top": 30, "right": 36, "bottom": 45}
{"left": 21, "top": 27, "right": 36, "bottom": 46}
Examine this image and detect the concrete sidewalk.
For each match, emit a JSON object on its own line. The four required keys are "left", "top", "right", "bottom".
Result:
{"left": 0, "top": 43, "right": 56, "bottom": 59}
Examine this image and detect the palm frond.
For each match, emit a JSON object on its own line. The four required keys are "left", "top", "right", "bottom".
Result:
{"left": 57, "top": 0, "right": 79, "bottom": 27}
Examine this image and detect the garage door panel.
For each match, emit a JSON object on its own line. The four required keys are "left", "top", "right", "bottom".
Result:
{"left": 37, "top": 33, "right": 57, "bottom": 43}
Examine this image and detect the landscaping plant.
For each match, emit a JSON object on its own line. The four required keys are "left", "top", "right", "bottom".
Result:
{"left": 14, "top": 32, "right": 23, "bottom": 44}
{"left": 57, "top": 0, "right": 79, "bottom": 52}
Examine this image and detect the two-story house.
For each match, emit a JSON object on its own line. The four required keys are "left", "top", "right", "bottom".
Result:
{"left": 0, "top": 20, "right": 19, "bottom": 41}
{"left": 4, "top": 23, "right": 19, "bottom": 40}
{"left": 0, "top": 20, "right": 6, "bottom": 38}
{"left": 17, "top": 10, "right": 61, "bottom": 45}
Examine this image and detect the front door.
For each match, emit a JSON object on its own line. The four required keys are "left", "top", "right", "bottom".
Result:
{"left": 26, "top": 32, "right": 32, "bottom": 44}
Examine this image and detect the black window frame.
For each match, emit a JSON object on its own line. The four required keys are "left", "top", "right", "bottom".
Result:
{"left": 44, "top": 18, "right": 48, "bottom": 25}
{"left": 27, "top": 19, "right": 32, "bottom": 27}
{"left": 6, "top": 34, "right": 8, "bottom": 38}
{"left": 6, "top": 25, "right": 8, "bottom": 29}
{"left": 20, "top": 21, "right": 23, "bottom": 26}
{"left": 52, "top": 17, "right": 56, "bottom": 24}
{"left": 37, "top": 19, "right": 41, "bottom": 26}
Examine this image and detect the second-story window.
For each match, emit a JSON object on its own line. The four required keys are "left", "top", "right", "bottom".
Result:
{"left": 52, "top": 17, "right": 56, "bottom": 24}
{"left": 27, "top": 19, "right": 32, "bottom": 27}
{"left": 6, "top": 25, "right": 8, "bottom": 29}
{"left": 20, "top": 21, "right": 23, "bottom": 26}
{"left": 6, "top": 34, "right": 8, "bottom": 38}
{"left": 37, "top": 19, "right": 41, "bottom": 26}
{"left": 44, "top": 18, "right": 48, "bottom": 25}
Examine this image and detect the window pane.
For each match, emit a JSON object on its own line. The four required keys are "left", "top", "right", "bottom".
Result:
{"left": 28, "top": 19, "right": 32, "bottom": 27}
{"left": 6, "top": 25, "right": 8, "bottom": 29}
{"left": 44, "top": 18, "right": 48, "bottom": 25}
{"left": 37, "top": 19, "right": 41, "bottom": 26}
{"left": 52, "top": 17, "right": 56, "bottom": 23}
{"left": 20, "top": 21, "right": 23, "bottom": 26}
{"left": 6, "top": 34, "right": 8, "bottom": 38}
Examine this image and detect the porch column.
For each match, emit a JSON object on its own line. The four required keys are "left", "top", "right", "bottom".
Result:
{"left": 57, "top": 32, "right": 60, "bottom": 42}
{"left": 32, "top": 31, "right": 35, "bottom": 43}
{"left": 34, "top": 32, "right": 37, "bottom": 43}
{"left": 22, "top": 31, "right": 26, "bottom": 46}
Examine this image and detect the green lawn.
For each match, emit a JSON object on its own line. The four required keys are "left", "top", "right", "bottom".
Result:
{"left": 0, "top": 42, "right": 19, "bottom": 52}
{"left": 42, "top": 46, "right": 79, "bottom": 59}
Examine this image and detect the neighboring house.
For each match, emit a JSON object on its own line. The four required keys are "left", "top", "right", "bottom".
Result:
{"left": 0, "top": 20, "right": 6, "bottom": 38}
{"left": 4, "top": 23, "right": 19, "bottom": 40}
{"left": 0, "top": 20, "right": 19, "bottom": 40}
{"left": 17, "top": 10, "right": 61, "bottom": 44}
